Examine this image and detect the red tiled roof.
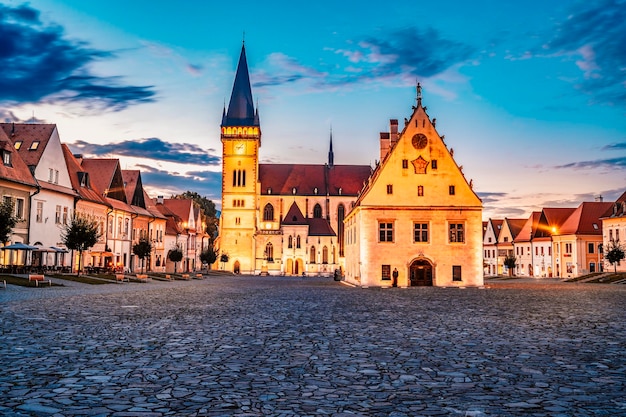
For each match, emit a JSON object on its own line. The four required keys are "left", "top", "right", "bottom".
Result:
{"left": 1, "top": 123, "right": 56, "bottom": 168}
{"left": 0, "top": 130, "right": 37, "bottom": 187}
{"left": 80, "top": 159, "right": 120, "bottom": 198}
{"left": 259, "top": 164, "right": 371, "bottom": 196}
{"left": 307, "top": 218, "right": 336, "bottom": 236}
{"left": 490, "top": 219, "right": 504, "bottom": 239}
{"left": 515, "top": 212, "right": 541, "bottom": 242}
{"left": 505, "top": 218, "right": 526, "bottom": 240}
{"left": 163, "top": 199, "right": 194, "bottom": 221}
{"left": 121, "top": 170, "right": 139, "bottom": 204}
{"left": 535, "top": 207, "right": 577, "bottom": 237}
{"left": 560, "top": 202, "right": 613, "bottom": 235}
{"left": 144, "top": 191, "right": 166, "bottom": 219}
{"left": 61, "top": 144, "right": 108, "bottom": 205}
{"left": 282, "top": 202, "right": 307, "bottom": 225}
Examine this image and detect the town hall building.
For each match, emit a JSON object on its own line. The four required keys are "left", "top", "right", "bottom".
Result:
{"left": 217, "top": 45, "right": 483, "bottom": 287}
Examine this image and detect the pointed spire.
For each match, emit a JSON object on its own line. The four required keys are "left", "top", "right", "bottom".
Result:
{"left": 223, "top": 43, "right": 259, "bottom": 127}
{"left": 416, "top": 82, "right": 422, "bottom": 107}
{"left": 328, "top": 126, "right": 334, "bottom": 167}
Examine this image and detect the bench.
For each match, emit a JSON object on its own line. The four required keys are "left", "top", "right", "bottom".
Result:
{"left": 115, "top": 274, "right": 128, "bottom": 283}
{"left": 181, "top": 274, "right": 190, "bottom": 280}
{"left": 29, "top": 274, "right": 51, "bottom": 287}
{"left": 135, "top": 274, "right": 149, "bottom": 283}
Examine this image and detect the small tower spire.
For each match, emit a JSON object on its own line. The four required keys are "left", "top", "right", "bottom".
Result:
{"left": 416, "top": 82, "right": 422, "bottom": 107}
{"left": 328, "top": 126, "right": 334, "bottom": 168}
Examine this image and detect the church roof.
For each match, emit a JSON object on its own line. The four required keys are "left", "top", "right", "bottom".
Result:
{"left": 259, "top": 164, "right": 371, "bottom": 196}
{"left": 307, "top": 218, "right": 336, "bottom": 236}
{"left": 282, "top": 202, "right": 307, "bottom": 225}
{"left": 222, "top": 44, "right": 258, "bottom": 127}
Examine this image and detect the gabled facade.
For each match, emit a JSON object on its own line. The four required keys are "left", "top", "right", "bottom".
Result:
{"left": 344, "top": 86, "right": 483, "bottom": 287}
{"left": 144, "top": 191, "right": 167, "bottom": 272}
{"left": 2, "top": 123, "right": 75, "bottom": 268}
{"left": 159, "top": 198, "right": 198, "bottom": 272}
{"left": 514, "top": 212, "right": 546, "bottom": 277}
{"left": 483, "top": 219, "right": 503, "bottom": 276}
{"left": 553, "top": 201, "right": 612, "bottom": 278}
{"left": 600, "top": 190, "right": 626, "bottom": 272}
{"left": 496, "top": 218, "right": 525, "bottom": 275}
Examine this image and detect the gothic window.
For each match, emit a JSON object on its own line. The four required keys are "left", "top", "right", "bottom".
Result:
{"left": 296, "top": 235, "right": 301, "bottom": 249}
{"left": 309, "top": 246, "right": 316, "bottom": 263}
{"left": 322, "top": 246, "right": 329, "bottom": 264}
{"left": 337, "top": 204, "right": 345, "bottom": 256}
{"left": 265, "top": 243, "right": 273, "bottom": 262}
{"left": 263, "top": 203, "right": 274, "bottom": 221}
{"left": 288, "top": 235, "right": 293, "bottom": 248}
{"left": 313, "top": 203, "right": 322, "bottom": 218}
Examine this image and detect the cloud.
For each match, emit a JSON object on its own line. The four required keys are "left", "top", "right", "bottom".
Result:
{"left": 538, "top": 0, "right": 626, "bottom": 106}
{"left": 68, "top": 138, "right": 220, "bottom": 165}
{"left": 602, "top": 142, "right": 626, "bottom": 151}
{"left": 137, "top": 164, "right": 222, "bottom": 201}
{"left": 0, "top": 3, "right": 155, "bottom": 111}
{"left": 556, "top": 156, "right": 626, "bottom": 170}
{"left": 253, "top": 27, "right": 475, "bottom": 92}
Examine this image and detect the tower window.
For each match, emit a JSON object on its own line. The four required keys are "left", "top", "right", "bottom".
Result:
{"left": 431, "top": 160, "right": 438, "bottom": 170}
{"left": 263, "top": 203, "right": 274, "bottom": 221}
{"left": 418, "top": 186, "right": 424, "bottom": 196}
{"left": 387, "top": 184, "right": 393, "bottom": 194}
{"left": 313, "top": 204, "right": 322, "bottom": 218}
{"left": 402, "top": 159, "right": 408, "bottom": 169}
{"left": 449, "top": 185, "right": 455, "bottom": 195}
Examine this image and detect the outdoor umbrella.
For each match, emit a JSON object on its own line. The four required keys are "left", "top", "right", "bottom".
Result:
{"left": 1, "top": 243, "right": 38, "bottom": 269}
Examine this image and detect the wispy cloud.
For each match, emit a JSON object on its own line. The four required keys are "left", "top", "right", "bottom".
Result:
{"left": 137, "top": 165, "right": 221, "bottom": 200}
{"left": 602, "top": 142, "right": 626, "bottom": 151}
{"left": 253, "top": 27, "right": 475, "bottom": 92}
{"left": 68, "top": 138, "right": 220, "bottom": 165}
{"left": 537, "top": 0, "right": 626, "bottom": 106}
{"left": 0, "top": 4, "right": 155, "bottom": 111}
{"left": 556, "top": 156, "right": 626, "bottom": 170}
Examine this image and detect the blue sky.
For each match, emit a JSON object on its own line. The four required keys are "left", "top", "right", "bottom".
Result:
{"left": 1, "top": 0, "right": 625, "bottom": 220}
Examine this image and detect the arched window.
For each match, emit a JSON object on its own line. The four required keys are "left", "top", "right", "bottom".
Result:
{"left": 296, "top": 235, "right": 301, "bottom": 249}
{"left": 265, "top": 243, "right": 273, "bottom": 262}
{"left": 288, "top": 235, "right": 293, "bottom": 248}
{"left": 232, "top": 169, "right": 237, "bottom": 187}
{"left": 310, "top": 246, "right": 316, "bottom": 263}
{"left": 263, "top": 203, "right": 274, "bottom": 221}
{"left": 313, "top": 203, "right": 322, "bottom": 218}
{"left": 322, "top": 246, "right": 328, "bottom": 264}
{"left": 337, "top": 204, "right": 345, "bottom": 256}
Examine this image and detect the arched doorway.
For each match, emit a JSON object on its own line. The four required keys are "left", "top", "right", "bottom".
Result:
{"left": 233, "top": 260, "right": 240, "bottom": 274}
{"left": 409, "top": 259, "right": 433, "bottom": 286}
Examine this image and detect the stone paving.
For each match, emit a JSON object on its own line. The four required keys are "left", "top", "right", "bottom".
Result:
{"left": 0, "top": 276, "right": 625, "bottom": 416}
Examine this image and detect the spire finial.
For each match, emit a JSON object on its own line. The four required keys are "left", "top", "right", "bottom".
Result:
{"left": 242, "top": 31, "right": 245, "bottom": 45}
{"left": 416, "top": 82, "right": 422, "bottom": 105}
{"left": 328, "top": 126, "right": 334, "bottom": 168}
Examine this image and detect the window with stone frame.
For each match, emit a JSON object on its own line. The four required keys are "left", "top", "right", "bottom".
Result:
{"left": 414, "top": 222, "right": 428, "bottom": 243}
{"left": 449, "top": 223, "right": 464, "bottom": 243}
{"left": 452, "top": 265, "right": 462, "bottom": 281}
{"left": 379, "top": 222, "right": 394, "bottom": 242}
{"left": 381, "top": 264, "right": 391, "bottom": 280}
{"left": 263, "top": 203, "right": 274, "bottom": 221}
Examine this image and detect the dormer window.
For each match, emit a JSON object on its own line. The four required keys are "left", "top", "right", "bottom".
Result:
{"left": 292, "top": 187, "right": 297, "bottom": 194}
{"left": 267, "top": 187, "right": 272, "bottom": 195}
{"left": 14, "top": 141, "right": 22, "bottom": 150}
{"left": 78, "top": 172, "right": 90, "bottom": 188}
{"left": 2, "top": 150, "right": 11, "bottom": 166}
{"left": 314, "top": 187, "right": 318, "bottom": 195}
{"left": 29, "top": 141, "right": 39, "bottom": 150}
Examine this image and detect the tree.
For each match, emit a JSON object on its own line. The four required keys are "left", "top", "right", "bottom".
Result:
{"left": 199, "top": 244, "right": 218, "bottom": 269}
{"left": 172, "top": 191, "right": 219, "bottom": 240}
{"left": 133, "top": 237, "right": 152, "bottom": 273}
{"left": 61, "top": 215, "right": 101, "bottom": 275}
{"left": 168, "top": 244, "right": 184, "bottom": 273}
{"left": 220, "top": 252, "right": 229, "bottom": 270}
{"left": 604, "top": 239, "right": 625, "bottom": 273}
{"left": 0, "top": 199, "right": 17, "bottom": 244}
{"left": 503, "top": 254, "right": 517, "bottom": 277}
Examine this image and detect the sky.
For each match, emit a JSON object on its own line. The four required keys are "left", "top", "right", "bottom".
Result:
{"left": 0, "top": 0, "right": 625, "bottom": 220}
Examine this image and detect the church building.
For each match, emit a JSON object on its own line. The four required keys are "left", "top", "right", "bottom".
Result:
{"left": 217, "top": 45, "right": 483, "bottom": 287}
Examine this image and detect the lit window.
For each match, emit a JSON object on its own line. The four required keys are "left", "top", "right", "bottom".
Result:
{"left": 29, "top": 141, "right": 39, "bottom": 150}
{"left": 14, "top": 141, "right": 22, "bottom": 150}
{"left": 2, "top": 151, "right": 11, "bottom": 166}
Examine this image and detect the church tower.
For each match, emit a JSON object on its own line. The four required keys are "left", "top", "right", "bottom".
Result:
{"left": 219, "top": 44, "right": 261, "bottom": 274}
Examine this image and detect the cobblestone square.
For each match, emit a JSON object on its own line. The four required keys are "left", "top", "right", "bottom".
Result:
{"left": 1, "top": 277, "right": 625, "bottom": 416}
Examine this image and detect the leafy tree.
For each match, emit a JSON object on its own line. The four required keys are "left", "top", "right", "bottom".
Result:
{"left": 604, "top": 239, "right": 625, "bottom": 273}
{"left": 61, "top": 215, "right": 101, "bottom": 275}
{"left": 503, "top": 254, "right": 517, "bottom": 276}
{"left": 200, "top": 244, "right": 218, "bottom": 269}
{"left": 0, "top": 199, "right": 17, "bottom": 244}
{"left": 172, "top": 191, "right": 219, "bottom": 240}
{"left": 132, "top": 237, "right": 152, "bottom": 273}
{"left": 168, "top": 244, "right": 184, "bottom": 273}
{"left": 220, "top": 252, "right": 229, "bottom": 270}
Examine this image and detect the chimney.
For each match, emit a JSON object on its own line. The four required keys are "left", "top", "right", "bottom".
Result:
{"left": 595, "top": 195, "right": 603, "bottom": 202}
{"left": 379, "top": 132, "right": 390, "bottom": 161}
{"left": 389, "top": 119, "right": 399, "bottom": 146}
{"left": 157, "top": 195, "right": 164, "bottom": 205}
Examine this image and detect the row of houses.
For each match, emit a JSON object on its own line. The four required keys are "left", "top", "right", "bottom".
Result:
{"left": 0, "top": 123, "right": 212, "bottom": 273}
{"left": 483, "top": 192, "right": 626, "bottom": 278}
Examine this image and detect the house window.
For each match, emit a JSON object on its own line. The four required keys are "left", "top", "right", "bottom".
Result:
{"left": 49, "top": 168, "right": 54, "bottom": 182}
{"left": 62, "top": 207, "right": 68, "bottom": 225}
{"left": 36, "top": 201, "right": 43, "bottom": 223}
{"left": 55, "top": 205, "right": 62, "bottom": 224}
{"left": 322, "top": 246, "right": 329, "bottom": 264}
{"left": 313, "top": 204, "right": 322, "bottom": 218}
{"left": 387, "top": 184, "right": 393, "bottom": 194}
{"left": 381, "top": 264, "right": 391, "bottom": 280}
{"left": 402, "top": 159, "right": 408, "bottom": 169}
{"left": 417, "top": 185, "right": 424, "bottom": 196}
{"left": 124, "top": 218, "right": 129, "bottom": 236}
{"left": 379, "top": 222, "right": 394, "bottom": 242}
{"left": 265, "top": 243, "right": 273, "bottom": 262}
{"left": 452, "top": 265, "right": 462, "bottom": 281}
{"left": 431, "top": 160, "right": 438, "bottom": 169}
{"left": 449, "top": 223, "right": 464, "bottom": 243}
{"left": 588, "top": 243, "right": 595, "bottom": 254}
{"left": 414, "top": 223, "right": 428, "bottom": 243}
{"left": 14, "top": 141, "right": 22, "bottom": 150}
{"left": 263, "top": 203, "right": 274, "bottom": 221}
{"left": 503, "top": 237, "right": 508, "bottom": 243}
{"left": 565, "top": 243, "right": 572, "bottom": 254}
{"left": 449, "top": 185, "right": 455, "bottom": 195}
{"left": 54, "top": 170, "right": 59, "bottom": 184}
{"left": 29, "top": 141, "right": 39, "bottom": 150}
{"left": 617, "top": 230, "right": 620, "bottom": 241}
{"left": 14, "top": 198, "right": 24, "bottom": 220}
{"left": 2, "top": 150, "right": 11, "bottom": 166}
{"left": 310, "top": 246, "right": 316, "bottom": 263}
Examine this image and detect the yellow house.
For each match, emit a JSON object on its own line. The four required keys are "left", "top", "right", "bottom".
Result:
{"left": 344, "top": 85, "right": 483, "bottom": 287}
